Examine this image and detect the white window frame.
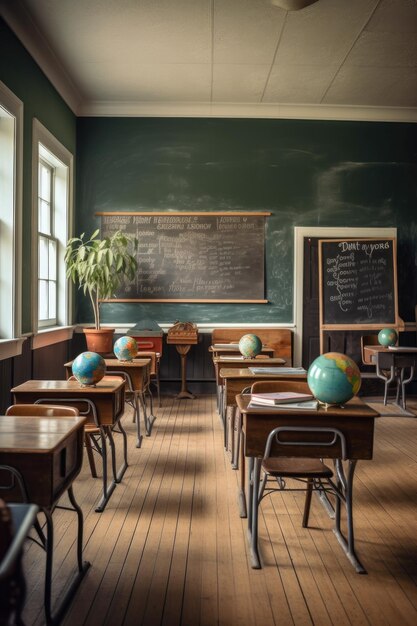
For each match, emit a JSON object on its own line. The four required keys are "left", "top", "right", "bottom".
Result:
{"left": 32, "top": 118, "right": 73, "bottom": 340}
{"left": 0, "top": 80, "right": 24, "bottom": 361}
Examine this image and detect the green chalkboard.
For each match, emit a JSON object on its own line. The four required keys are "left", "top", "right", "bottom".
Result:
{"left": 75, "top": 117, "right": 417, "bottom": 325}
{"left": 100, "top": 212, "right": 267, "bottom": 302}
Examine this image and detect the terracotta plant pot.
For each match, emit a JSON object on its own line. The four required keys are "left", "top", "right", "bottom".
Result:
{"left": 83, "top": 328, "right": 115, "bottom": 354}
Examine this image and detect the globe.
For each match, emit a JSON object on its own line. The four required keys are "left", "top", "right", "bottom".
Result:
{"left": 72, "top": 351, "right": 106, "bottom": 386}
{"left": 378, "top": 328, "right": 398, "bottom": 347}
{"left": 307, "top": 352, "right": 361, "bottom": 406}
{"left": 239, "top": 333, "right": 263, "bottom": 358}
{"left": 114, "top": 335, "right": 138, "bottom": 361}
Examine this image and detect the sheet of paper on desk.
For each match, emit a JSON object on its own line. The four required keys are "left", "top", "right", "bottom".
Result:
{"left": 388, "top": 346, "right": 417, "bottom": 351}
{"left": 248, "top": 399, "right": 318, "bottom": 410}
{"left": 213, "top": 343, "right": 240, "bottom": 349}
{"left": 249, "top": 367, "right": 307, "bottom": 375}
{"left": 218, "top": 355, "right": 246, "bottom": 360}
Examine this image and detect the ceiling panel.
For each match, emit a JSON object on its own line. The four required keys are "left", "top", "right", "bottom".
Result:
{"left": 324, "top": 65, "right": 417, "bottom": 107}
{"left": 78, "top": 62, "right": 212, "bottom": 102}
{"left": 213, "top": 0, "right": 285, "bottom": 64}
{"left": 213, "top": 64, "right": 270, "bottom": 101}
{"left": 264, "top": 64, "right": 337, "bottom": 103}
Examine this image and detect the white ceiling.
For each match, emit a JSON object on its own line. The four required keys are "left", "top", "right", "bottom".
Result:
{"left": 2, "top": 0, "right": 417, "bottom": 120}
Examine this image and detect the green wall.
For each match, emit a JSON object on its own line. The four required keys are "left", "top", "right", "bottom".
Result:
{"left": 76, "top": 117, "right": 417, "bottom": 325}
{"left": 0, "top": 18, "right": 77, "bottom": 333}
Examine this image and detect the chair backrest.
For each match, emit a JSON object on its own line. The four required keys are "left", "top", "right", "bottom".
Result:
{"left": 250, "top": 380, "right": 311, "bottom": 395}
{"left": 264, "top": 425, "right": 347, "bottom": 461}
{"left": 5, "top": 404, "right": 79, "bottom": 417}
{"left": 360, "top": 334, "right": 379, "bottom": 365}
{"left": 137, "top": 351, "right": 157, "bottom": 375}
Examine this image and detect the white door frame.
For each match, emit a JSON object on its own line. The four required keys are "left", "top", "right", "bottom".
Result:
{"left": 293, "top": 226, "right": 397, "bottom": 367}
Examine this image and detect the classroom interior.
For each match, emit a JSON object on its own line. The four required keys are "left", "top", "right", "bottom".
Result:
{"left": 1, "top": 1, "right": 417, "bottom": 625}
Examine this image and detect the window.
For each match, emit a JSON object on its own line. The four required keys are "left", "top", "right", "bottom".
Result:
{"left": 38, "top": 158, "right": 57, "bottom": 326}
{"left": 32, "top": 119, "right": 73, "bottom": 332}
{"left": 0, "top": 81, "right": 22, "bottom": 347}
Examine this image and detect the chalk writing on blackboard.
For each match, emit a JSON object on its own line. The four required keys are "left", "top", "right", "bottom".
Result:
{"left": 99, "top": 212, "right": 268, "bottom": 302}
{"left": 319, "top": 238, "right": 398, "bottom": 327}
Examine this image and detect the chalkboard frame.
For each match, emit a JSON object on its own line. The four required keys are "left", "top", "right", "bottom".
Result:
{"left": 318, "top": 237, "right": 399, "bottom": 332}
{"left": 97, "top": 211, "right": 270, "bottom": 303}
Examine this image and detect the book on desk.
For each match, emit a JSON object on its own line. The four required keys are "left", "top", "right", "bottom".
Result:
{"left": 249, "top": 366, "right": 307, "bottom": 375}
{"left": 251, "top": 391, "right": 314, "bottom": 405}
{"left": 248, "top": 398, "right": 318, "bottom": 410}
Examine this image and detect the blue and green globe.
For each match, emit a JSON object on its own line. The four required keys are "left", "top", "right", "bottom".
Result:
{"left": 72, "top": 351, "right": 106, "bottom": 386}
{"left": 114, "top": 336, "right": 138, "bottom": 361}
{"left": 378, "top": 328, "right": 398, "bottom": 347}
{"left": 239, "top": 334, "right": 263, "bottom": 358}
{"left": 307, "top": 352, "right": 361, "bottom": 406}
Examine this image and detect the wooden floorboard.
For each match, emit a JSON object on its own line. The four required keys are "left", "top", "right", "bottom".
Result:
{"left": 19, "top": 394, "right": 417, "bottom": 626}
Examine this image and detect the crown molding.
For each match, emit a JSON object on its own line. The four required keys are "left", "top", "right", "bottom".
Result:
{"left": 79, "top": 100, "right": 417, "bottom": 123}
{"left": 1, "top": 0, "right": 82, "bottom": 114}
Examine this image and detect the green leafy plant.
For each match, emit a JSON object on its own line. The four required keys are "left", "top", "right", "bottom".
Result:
{"left": 65, "top": 229, "right": 138, "bottom": 329}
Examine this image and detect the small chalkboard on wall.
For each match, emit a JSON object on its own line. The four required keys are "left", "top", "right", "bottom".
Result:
{"left": 98, "top": 212, "right": 269, "bottom": 303}
{"left": 319, "top": 238, "right": 399, "bottom": 333}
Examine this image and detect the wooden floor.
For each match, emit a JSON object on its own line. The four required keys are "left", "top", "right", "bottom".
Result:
{"left": 21, "top": 394, "right": 417, "bottom": 626}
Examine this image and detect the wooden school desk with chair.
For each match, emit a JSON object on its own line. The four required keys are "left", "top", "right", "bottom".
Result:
{"left": 236, "top": 392, "right": 379, "bottom": 573}
{"left": 362, "top": 343, "right": 417, "bottom": 411}
{"left": 219, "top": 367, "right": 307, "bottom": 468}
{"left": 65, "top": 357, "right": 156, "bottom": 446}
{"left": 0, "top": 410, "right": 90, "bottom": 625}
{"left": 212, "top": 355, "right": 287, "bottom": 419}
{"left": 11, "top": 379, "right": 126, "bottom": 513}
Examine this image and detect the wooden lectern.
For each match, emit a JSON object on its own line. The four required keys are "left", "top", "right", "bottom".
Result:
{"left": 167, "top": 322, "right": 198, "bottom": 399}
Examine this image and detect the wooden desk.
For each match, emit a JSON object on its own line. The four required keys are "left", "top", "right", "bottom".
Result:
{"left": 220, "top": 367, "right": 307, "bottom": 411}
{"left": 237, "top": 394, "right": 378, "bottom": 573}
{"left": 11, "top": 379, "right": 126, "bottom": 513}
{"left": 219, "top": 367, "right": 307, "bottom": 453}
{"left": 0, "top": 415, "right": 90, "bottom": 624}
{"left": 213, "top": 356, "right": 286, "bottom": 408}
{"left": 65, "top": 358, "right": 155, "bottom": 445}
{"left": 364, "top": 346, "right": 417, "bottom": 410}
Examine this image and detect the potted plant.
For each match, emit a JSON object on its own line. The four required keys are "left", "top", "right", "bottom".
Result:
{"left": 65, "top": 229, "right": 138, "bottom": 353}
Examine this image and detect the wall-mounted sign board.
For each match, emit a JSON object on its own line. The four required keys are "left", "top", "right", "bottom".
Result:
{"left": 98, "top": 212, "right": 269, "bottom": 303}
{"left": 318, "top": 237, "right": 399, "bottom": 351}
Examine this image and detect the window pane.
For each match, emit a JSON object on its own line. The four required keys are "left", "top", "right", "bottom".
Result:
{"left": 39, "top": 163, "right": 51, "bottom": 201}
{"left": 48, "top": 239, "right": 57, "bottom": 280}
{"left": 39, "top": 199, "right": 51, "bottom": 234}
{"left": 38, "top": 280, "right": 48, "bottom": 320}
{"left": 39, "top": 236, "right": 48, "bottom": 279}
{"left": 48, "top": 281, "right": 56, "bottom": 318}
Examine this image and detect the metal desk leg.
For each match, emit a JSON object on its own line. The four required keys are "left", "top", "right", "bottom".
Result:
{"left": 133, "top": 392, "right": 143, "bottom": 448}
{"left": 95, "top": 421, "right": 128, "bottom": 513}
{"left": 248, "top": 457, "right": 262, "bottom": 569}
{"left": 238, "top": 433, "right": 247, "bottom": 518}
{"left": 333, "top": 460, "right": 366, "bottom": 574}
{"left": 42, "top": 487, "right": 90, "bottom": 625}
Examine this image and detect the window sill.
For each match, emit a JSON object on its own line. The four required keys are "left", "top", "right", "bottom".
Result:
{"left": 32, "top": 325, "right": 75, "bottom": 349}
{"left": 0, "top": 337, "right": 27, "bottom": 361}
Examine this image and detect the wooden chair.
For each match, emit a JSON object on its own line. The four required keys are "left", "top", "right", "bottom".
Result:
{"left": 5, "top": 403, "right": 99, "bottom": 479}
{"left": 249, "top": 381, "right": 343, "bottom": 537}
